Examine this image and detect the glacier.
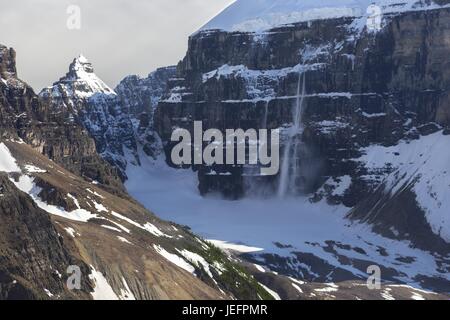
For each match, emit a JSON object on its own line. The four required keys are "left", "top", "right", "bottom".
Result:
{"left": 201, "top": 0, "right": 447, "bottom": 32}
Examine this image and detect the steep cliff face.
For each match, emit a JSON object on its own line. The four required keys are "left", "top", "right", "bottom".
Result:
{"left": 0, "top": 46, "right": 16, "bottom": 78}
{"left": 154, "top": 7, "right": 450, "bottom": 252}
{"left": 0, "top": 46, "right": 123, "bottom": 192}
{"left": 0, "top": 173, "right": 93, "bottom": 300}
{"left": 40, "top": 59, "right": 177, "bottom": 177}
{"left": 0, "top": 46, "right": 39, "bottom": 136}
{"left": 39, "top": 56, "right": 137, "bottom": 180}
{"left": 115, "top": 67, "right": 177, "bottom": 116}
{"left": 1, "top": 44, "right": 273, "bottom": 300}
{"left": 115, "top": 66, "right": 176, "bottom": 159}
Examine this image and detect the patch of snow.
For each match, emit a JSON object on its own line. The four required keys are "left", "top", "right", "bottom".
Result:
{"left": 12, "top": 175, "right": 98, "bottom": 222}
{"left": 196, "top": 238, "right": 210, "bottom": 251}
{"left": 44, "top": 289, "right": 54, "bottom": 298}
{"left": 258, "top": 282, "right": 281, "bottom": 300}
{"left": 292, "top": 282, "right": 304, "bottom": 294}
{"left": 101, "top": 225, "right": 122, "bottom": 233}
{"left": 362, "top": 111, "right": 387, "bottom": 118}
{"left": 254, "top": 264, "right": 266, "bottom": 273}
{"left": 7, "top": 137, "right": 25, "bottom": 144}
{"left": 315, "top": 283, "right": 339, "bottom": 293}
{"left": 87, "top": 188, "right": 105, "bottom": 199}
{"left": 289, "top": 277, "right": 306, "bottom": 285}
{"left": 64, "top": 227, "right": 77, "bottom": 238}
{"left": 213, "top": 261, "right": 226, "bottom": 275}
{"left": 356, "top": 131, "right": 450, "bottom": 242}
{"left": 117, "top": 236, "right": 132, "bottom": 244}
{"left": 0, "top": 143, "right": 21, "bottom": 172}
{"left": 163, "top": 92, "right": 182, "bottom": 103}
{"left": 381, "top": 287, "right": 395, "bottom": 300}
{"left": 390, "top": 227, "right": 400, "bottom": 237}
{"left": 24, "top": 164, "right": 47, "bottom": 173}
{"left": 118, "top": 277, "right": 136, "bottom": 300}
{"left": 93, "top": 200, "right": 108, "bottom": 213}
{"left": 177, "top": 249, "right": 214, "bottom": 278}
{"left": 144, "top": 222, "right": 172, "bottom": 238}
{"left": 315, "top": 119, "right": 350, "bottom": 135}
{"left": 201, "top": 63, "right": 328, "bottom": 102}
{"left": 388, "top": 284, "right": 437, "bottom": 295}
{"left": 89, "top": 267, "right": 119, "bottom": 300}
{"left": 77, "top": 54, "right": 89, "bottom": 64}
{"left": 110, "top": 211, "right": 171, "bottom": 238}
{"left": 67, "top": 194, "right": 81, "bottom": 209}
{"left": 411, "top": 292, "right": 425, "bottom": 300}
{"left": 110, "top": 211, "right": 143, "bottom": 228}
{"left": 330, "top": 175, "right": 352, "bottom": 196}
{"left": 208, "top": 240, "right": 264, "bottom": 253}
{"left": 153, "top": 245, "right": 195, "bottom": 274}
{"left": 108, "top": 220, "right": 131, "bottom": 233}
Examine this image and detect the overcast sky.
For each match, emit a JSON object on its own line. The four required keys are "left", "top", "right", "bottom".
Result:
{"left": 0, "top": 0, "right": 234, "bottom": 91}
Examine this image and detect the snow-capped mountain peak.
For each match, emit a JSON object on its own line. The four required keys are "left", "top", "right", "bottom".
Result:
{"left": 64, "top": 54, "right": 116, "bottom": 97}
{"left": 76, "top": 53, "right": 89, "bottom": 63}
{"left": 40, "top": 54, "right": 116, "bottom": 100}
{"left": 69, "top": 54, "right": 95, "bottom": 76}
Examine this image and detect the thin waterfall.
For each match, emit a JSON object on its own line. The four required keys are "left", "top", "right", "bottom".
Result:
{"left": 277, "top": 71, "right": 306, "bottom": 197}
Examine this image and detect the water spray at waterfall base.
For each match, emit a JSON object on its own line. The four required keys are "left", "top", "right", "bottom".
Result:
{"left": 277, "top": 71, "right": 306, "bottom": 198}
